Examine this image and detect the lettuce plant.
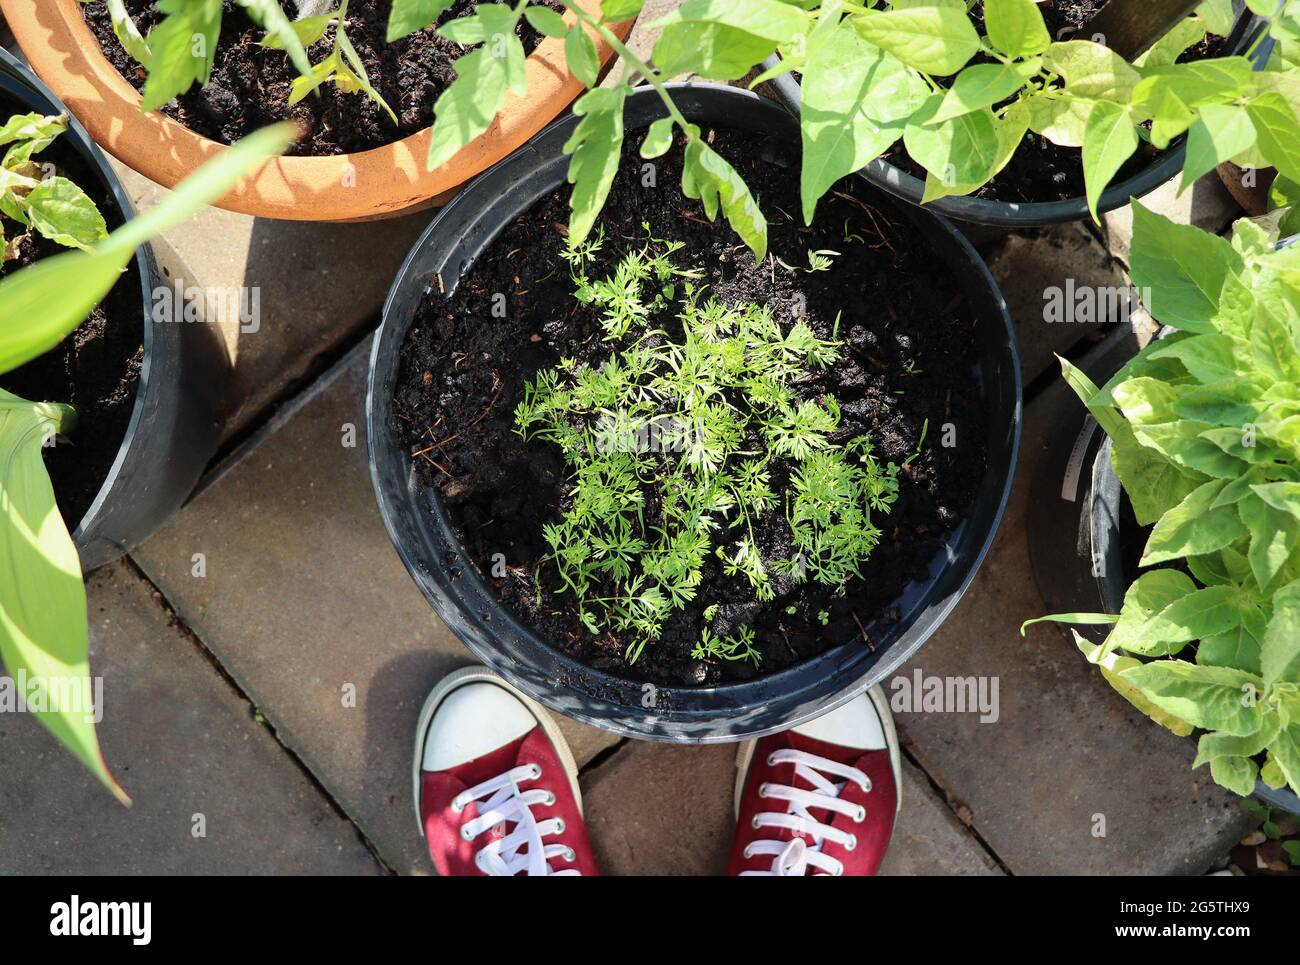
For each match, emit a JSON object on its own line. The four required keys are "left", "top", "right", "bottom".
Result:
{"left": 514, "top": 234, "right": 903, "bottom": 663}
{"left": 1024, "top": 203, "right": 1300, "bottom": 800}
{"left": 0, "top": 124, "right": 294, "bottom": 802}
{"left": 398, "top": 0, "right": 1300, "bottom": 261}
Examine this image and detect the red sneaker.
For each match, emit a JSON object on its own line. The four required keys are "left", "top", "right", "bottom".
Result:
{"left": 728, "top": 686, "right": 901, "bottom": 876}
{"left": 413, "top": 666, "right": 598, "bottom": 876}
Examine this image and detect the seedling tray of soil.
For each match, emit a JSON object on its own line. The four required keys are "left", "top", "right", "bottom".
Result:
{"left": 368, "top": 84, "right": 1021, "bottom": 741}
{"left": 0, "top": 48, "right": 224, "bottom": 569}
{"left": 763, "top": 0, "right": 1263, "bottom": 226}
{"left": 82, "top": 0, "right": 559, "bottom": 157}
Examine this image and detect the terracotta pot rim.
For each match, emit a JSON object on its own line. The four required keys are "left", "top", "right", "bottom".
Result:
{"left": 1, "top": 0, "right": 628, "bottom": 221}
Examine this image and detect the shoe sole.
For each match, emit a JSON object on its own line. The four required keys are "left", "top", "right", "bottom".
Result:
{"left": 733, "top": 685, "right": 903, "bottom": 818}
{"left": 413, "top": 665, "right": 584, "bottom": 838}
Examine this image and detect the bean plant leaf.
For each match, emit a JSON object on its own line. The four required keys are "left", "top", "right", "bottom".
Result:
{"left": 388, "top": 0, "right": 457, "bottom": 42}
{"left": 602, "top": 0, "right": 646, "bottom": 20}
{"left": 983, "top": 0, "right": 1051, "bottom": 58}
{"left": 564, "top": 85, "right": 629, "bottom": 245}
{"left": 640, "top": 117, "right": 675, "bottom": 159}
{"left": 650, "top": 0, "right": 812, "bottom": 41}
{"left": 1026, "top": 91, "right": 1093, "bottom": 148}
{"left": 799, "top": 16, "right": 926, "bottom": 222}
{"left": 1044, "top": 41, "right": 1141, "bottom": 100}
{"left": 1247, "top": 92, "right": 1300, "bottom": 183}
{"left": 930, "top": 59, "right": 1041, "bottom": 125}
{"left": 0, "top": 391, "right": 127, "bottom": 804}
{"left": 1081, "top": 100, "right": 1138, "bottom": 222}
{"left": 1240, "top": 492, "right": 1300, "bottom": 590}
{"left": 853, "top": 6, "right": 982, "bottom": 76}
{"left": 919, "top": 99, "right": 1029, "bottom": 202}
{"left": 653, "top": 22, "right": 777, "bottom": 79}
{"left": 1181, "top": 104, "right": 1257, "bottom": 192}
{"left": 681, "top": 133, "right": 767, "bottom": 259}
{"left": 426, "top": 46, "right": 512, "bottom": 170}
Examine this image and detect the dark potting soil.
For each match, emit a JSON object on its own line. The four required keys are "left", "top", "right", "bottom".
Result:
{"left": 881, "top": 0, "right": 1230, "bottom": 204}
{"left": 0, "top": 97, "right": 143, "bottom": 529}
{"left": 83, "top": 0, "right": 558, "bottom": 157}
{"left": 391, "top": 127, "right": 988, "bottom": 687}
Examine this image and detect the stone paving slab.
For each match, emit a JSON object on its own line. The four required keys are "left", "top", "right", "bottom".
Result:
{"left": 113, "top": 164, "right": 434, "bottom": 445}
{"left": 581, "top": 740, "right": 1002, "bottom": 875}
{"left": 0, "top": 561, "right": 382, "bottom": 875}
{"left": 889, "top": 340, "right": 1253, "bottom": 875}
{"left": 983, "top": 222, "right": 1129, "bottom": 382}
{"left": 129, "top": 338, "right": 622, "bottom": 875}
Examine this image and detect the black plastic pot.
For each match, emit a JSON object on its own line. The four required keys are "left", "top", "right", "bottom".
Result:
{"left": 368, "top": 83, "right": 1021, "bottom": 742}
{"left": 761, "top": 8, "right": 1268, "bottom": 228}
{"left": 1027, "top": 328, "right": 1300, "bottom": 814}
{"left": 0, "top": 48, "right": 225, "bottom": 570}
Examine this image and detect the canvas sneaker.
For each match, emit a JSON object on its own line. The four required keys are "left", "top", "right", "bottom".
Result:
{"left": 414, "top": 666, "right": 597, "bottom": 876}
{"left": 728, "top": 686, "right": 902, "bottom": 876}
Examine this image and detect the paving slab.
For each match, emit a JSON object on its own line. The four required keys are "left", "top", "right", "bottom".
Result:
{"left": 111, "top": 163, "right": 434, "bottom": 444}
{"left": 0, "top": 561, "right": 381, "bottom": 875}
{"left": 581, "top": 739, "right": 1002, "bottom": 875}
{"left": 1102, "top": 171, "right": 1240, "bottom": 266}
{"left": 129, "top": 338, "right": 622, "bottom": 874}
{"left": 888, "top": 352, "right": 1253, "bottom": 875}
{"left": 984, "top": 222, "right": 1132, "bottom": 382}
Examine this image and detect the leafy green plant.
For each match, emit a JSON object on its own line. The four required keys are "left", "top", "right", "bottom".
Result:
{"left": 0, "top": 123, "right": 294, "bottom": 802}
{"left": 90, "top": 0, "right": 402, "bottom": 115}
{"left": 514, "top": 232, "right": 902, "bottom": 664}
{"left": 396, "top": 0, "right": 1300, "bottom": 260}
{"left": 0, "top": 114, "right": 107, "bottom": 261}
{"left": 1022, "top": 203, "right": 1300, "bottom": 800}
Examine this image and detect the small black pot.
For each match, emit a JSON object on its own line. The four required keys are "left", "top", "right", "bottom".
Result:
{"left": 0, "top": 48, "right": 225, "bottom": 570}
{"left": 368, "top": 83, "right": 1021, "bottom": 742}
{"left": 1027, "top": 328, "right": 1300, "bottom": 814}
{"left": 761, "top": 9, "right": 1268, "bottom": 228}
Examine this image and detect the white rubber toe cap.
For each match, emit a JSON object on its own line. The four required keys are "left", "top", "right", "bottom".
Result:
{"left": 791, "top": 691, "right": 887, "bottom": 751}
{"left": 422, "top": 681, "right": 539, "bottom": 772}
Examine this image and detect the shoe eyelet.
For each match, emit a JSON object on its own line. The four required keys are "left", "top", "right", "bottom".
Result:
{"left": 554, "top": 818, "right": 566, "bottom": 834}
{"left": 460, "top": 825, "right": 474, "bottom": 841}
{"left": 752, "top": 816, "right": 762, "bottom": 829}
{"left": 531, "top": 764, "right": 543, "bottom": 780}
{"left": 845, "top": 834, "right": 858, "bottom": 852}
{"left": 543, "top": 791, "right": 557, "bottom": 806}
{"left": 475, "top": 851, "right": 488, "bottom": 871}
{"left": 854, "top": 805, "right": 867, "bottom": 823}
{"left": 450, "top": 799, "right": 465, "bottom": 814}
{"left": 743, "top": 844, "right": 755, "bottom": 859}
{"left": 833, "top": 863, "right": 844, "bottom": 877}
{"left": 861, "top": 779, "right": 873, "bottom": 794}
{"left": 766, "top": 752, "right": 778, "bottom": 766}
{"left": 564, "top": 847, "right": 576, "bottom": 861}
{"left": 758, "top": 782, "right": 771, "bottom": 798}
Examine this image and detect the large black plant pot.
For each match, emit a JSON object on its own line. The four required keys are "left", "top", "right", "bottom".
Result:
{"left": 368, "top": 83, "right": 1021, "bottom": 742}
{"left": 0, "top": 47, "right": 225, "bottom": 570}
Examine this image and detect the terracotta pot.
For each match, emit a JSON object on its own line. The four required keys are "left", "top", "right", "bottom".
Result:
{"left": 0, "top": 0, "right": 631, "bottom": 221}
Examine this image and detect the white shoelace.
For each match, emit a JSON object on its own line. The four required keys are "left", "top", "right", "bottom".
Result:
{"left": 452, "top": 763, "right": 580, "bottom": 876}
{"left": 741, "top": 749, "right": 871, "bottom": 877}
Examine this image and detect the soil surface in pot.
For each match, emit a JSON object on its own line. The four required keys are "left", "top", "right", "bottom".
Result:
{"left": 882, "top": 0, "right": 1228, "bottom": 204}
{"left": 391, "top": 125, "right": 989, "bottom": 686}
{"left": 0, "top": 97, "right": 142, "bottom": 528}
{"left": 84, "top": 0, "right": 560, "bottom": 157}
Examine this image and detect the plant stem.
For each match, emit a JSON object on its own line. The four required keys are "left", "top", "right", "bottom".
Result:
{"left": 557, "top": 0, "right": 694, "bottom": 133}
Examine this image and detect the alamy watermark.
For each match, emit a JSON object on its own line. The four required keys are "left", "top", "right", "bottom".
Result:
{"left": 151, "top": 279, "right": 261, "bottom": 333}
{"left": 889, "top": 668, "right": 999, "bottom": 723}
{"left": 1043, "top": 280, "right": 1154, "bottom": 332}
{"left": 0, "top": 671, "right": 102, "bottom": 723}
